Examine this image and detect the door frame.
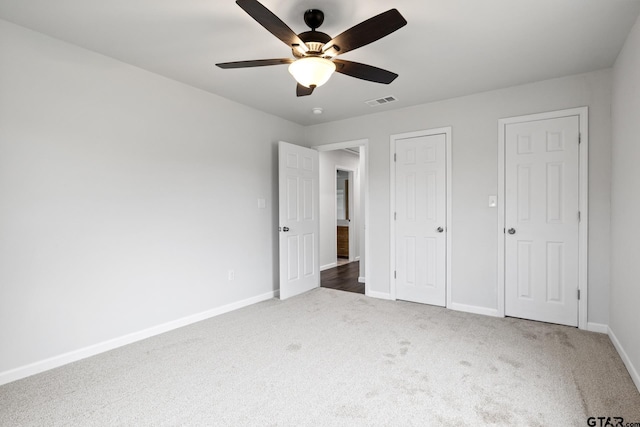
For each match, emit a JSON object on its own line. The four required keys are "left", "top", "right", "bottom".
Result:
{"left": 497, "top": 107, "right": 588, "bottom": 329}
{"left": 314, "top": 139, "right": 370, "bottom": 294}
{"left": 390, "top": 127, "right": 453, "bottom": 305}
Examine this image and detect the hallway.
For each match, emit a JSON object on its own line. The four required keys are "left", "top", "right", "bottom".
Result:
{"left": 320, "top": 261, "right": 364, "bottom": 294}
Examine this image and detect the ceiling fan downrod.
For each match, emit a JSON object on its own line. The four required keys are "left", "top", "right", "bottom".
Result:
{"left": 304, "top": 9, "right": 324, "bottom": 30}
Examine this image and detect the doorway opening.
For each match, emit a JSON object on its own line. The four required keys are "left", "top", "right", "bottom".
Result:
{"left": 336, "top": 168, "right": 354, "bottom": 266}
{"left": 315, "top": 140, "right": 369, "bottom": 295}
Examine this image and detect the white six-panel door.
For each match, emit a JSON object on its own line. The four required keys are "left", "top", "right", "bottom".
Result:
{"left": 394, "top": 133, "right": 447, "bottom": 306}
{"left": 278, "top": 141, "right": 319, "bottom": 300}
{"left": 504, "top": 116, "right": 580, "bottom": 326}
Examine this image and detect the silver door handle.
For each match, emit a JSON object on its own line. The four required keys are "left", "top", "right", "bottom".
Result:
{"left": 436, "top": 227, "right": 444, "bottom": 233}
{"left": 508, "top": 228, "right": 516, "bottom": 235}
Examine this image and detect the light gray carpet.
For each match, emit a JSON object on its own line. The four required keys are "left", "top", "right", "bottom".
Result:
{"left": 1, "top": 288, "right": 639, "bottom": 426}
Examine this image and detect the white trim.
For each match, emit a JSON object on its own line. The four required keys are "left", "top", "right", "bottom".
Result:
{"left": 609, "top": 327, "right": 640, "bottom": 392}
{"left": 446, "top": 130, "right": 453, "bottom": 309}
{"left": 315, "top": 139, "right": 369, "bottom": 152}
{"left": 354, "top": 256, "right": 361, "bottom": 261}
{"left": 577, "top": 109, "right": 589, "bottom": 330}
{"left": 389, "top": 135, "right": 396, "bottom": 300}
{"left": 320, "top": 262, "right": 337, "bottom": 271}
{"left": 358, "top": 276, "right": 366, "bottom": 283}
{"left": 497, "top": 107, "right": 588, "bottom": 330}
{"left": 586, "top": 322, "right": 608, "bottom": 334}
{"left": 389, "top": 127, "right": 453, "bottom": 305}
{"left": 366, "top": 290, "right": 393, "bottom": 300}
{"left": 0, "top": 290, "right": 277, "bottom": 386}
{"left": 449, "top": 302, "right": 500, "bottom": 318}
{"left": 364, "top": 144, "right": 370, "bottom": 298}
{"left": 313, "top": 139, "right": 370, "bottom": 297}
{"left": 497, "top": 120, "right": 506, "bottom": 317}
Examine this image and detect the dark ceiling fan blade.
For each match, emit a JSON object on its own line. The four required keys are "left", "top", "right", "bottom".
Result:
{"left": 333, "top": 59, "right": 398, "bottom": 84}
{"left": 216, "top": 58, "right": 294, "bottom": 69}
{"left": 296, "top": 84, "right": 315, "bottom": 97}
{"left": 323, "top": 9, "right": 407, "bottom": 56}
{"left": 236, "top": 0, "right": 307, "bottom": 53}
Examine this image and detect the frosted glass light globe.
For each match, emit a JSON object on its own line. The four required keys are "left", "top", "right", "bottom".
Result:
{"left": 288, "top": 57, "right": 336, "bottom": 88}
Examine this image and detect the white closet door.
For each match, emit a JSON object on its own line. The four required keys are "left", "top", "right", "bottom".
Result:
{"left": 504, "top": 116, "right": 580, "bottom": 326}
{"left": 395, "top": 133, "right": 447, "bottom": 306}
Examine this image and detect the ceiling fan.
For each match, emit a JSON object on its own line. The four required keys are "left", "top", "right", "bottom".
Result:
{"left": 216, "top": 0, "right": 407, "bottom": 97}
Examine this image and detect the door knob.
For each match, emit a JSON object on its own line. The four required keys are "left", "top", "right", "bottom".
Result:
{"left": 282, "top": 227, "right": 290, "bottom": 232}
{"left": 508, "top": 228, "right": 516, "bottom": 235}
{"left": 436, "top": 227, "right": 444, "bottom": 233}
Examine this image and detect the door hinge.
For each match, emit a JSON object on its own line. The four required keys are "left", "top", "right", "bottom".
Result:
{"left": 394, "top": 270, "right": 397, "bottom": 279}
{"left": 394, "top": 212, "right": 397, "bottom": 220}
{"left": 394, "top": 153, "right": 397, "bottom": 162}
{"left": 578, "top": 211, "right": 581, "bottom": 222}
{"left": 577, "top": 289, "right": 581, "bottom": 300}
{"left": 578, "top": 133, "right": 582, "bottom": 144}
{"left": 503, "top": 228, "right": 506, "bottom": 234}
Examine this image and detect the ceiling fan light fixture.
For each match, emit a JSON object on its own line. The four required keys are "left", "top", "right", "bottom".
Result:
{"left": 288, "top": 57, "right": 336, "bottom": 88}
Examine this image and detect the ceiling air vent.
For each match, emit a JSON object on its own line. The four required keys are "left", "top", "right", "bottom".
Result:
{"left": 365, "top": 96, "right": 398, "bottom": 107}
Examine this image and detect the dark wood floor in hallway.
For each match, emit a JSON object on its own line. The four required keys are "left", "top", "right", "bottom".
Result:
{"left": 321, "top": 261, "right": 364, "bottom": 294}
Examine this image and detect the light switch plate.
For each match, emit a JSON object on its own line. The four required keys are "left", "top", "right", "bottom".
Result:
{"left": 489, "top": 195, "right": 497, "bottom": 208}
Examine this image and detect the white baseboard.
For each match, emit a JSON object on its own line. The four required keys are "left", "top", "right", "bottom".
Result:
{"left": 586, "top": 322, "right": 608, "bottom": 334}
{"left": 358, "top": 276, "right": 366, "bottom": 283}
{"left": 608, "top": 327, "right": 640, "bottom": 393}
{"left": 448, "top": 302, "right": 500, "bottom": 318}
{"left": 366, "top": 290, "right": 393, "bottom": 300}
{"left": 0, "top": 290, "right": 278, "bottom": 387}
{"left": 320, "top": 262, "right": 337, "bottom": 271}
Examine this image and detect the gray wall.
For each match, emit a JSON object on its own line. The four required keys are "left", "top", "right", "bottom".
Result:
{"left": 0, "top": 20, "right": 304, "bottom": 375}
{"left": 3, "top": 14, "right": 635, "bottom": 386}
{"left": 611, "top": 14, "right": 640, "bottom": 388}
{"left": 306, "top": 69, "right": 612, "bottom": 326}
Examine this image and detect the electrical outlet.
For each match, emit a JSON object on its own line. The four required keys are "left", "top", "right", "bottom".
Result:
{"left": 228, "top": 270, "right": 235, "bottom": 281}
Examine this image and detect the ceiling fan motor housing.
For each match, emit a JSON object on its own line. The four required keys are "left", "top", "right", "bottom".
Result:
{"left": 293, "top": 30, "right": 332, "bottom": 57}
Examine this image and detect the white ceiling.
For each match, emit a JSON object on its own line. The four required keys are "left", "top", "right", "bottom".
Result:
{"left": 1, "top": 0, "right": 639, "bottom": 126}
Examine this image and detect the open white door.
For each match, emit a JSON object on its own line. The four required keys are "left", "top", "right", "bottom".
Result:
{"left": 279, "top": 141, "right": 320, "bottom": 300}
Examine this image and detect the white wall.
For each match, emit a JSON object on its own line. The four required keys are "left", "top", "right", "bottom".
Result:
{"left": 610, "top": 14, "right": 640, "bottom": 389}
{"left": 306, "top": 70, "right": 612, "bottom": 325}
{"left": 0, "top": 20, "right": 304, "bottom": 378}
{"left": 319, "top": 150, "right": 360, "bottom": 269}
